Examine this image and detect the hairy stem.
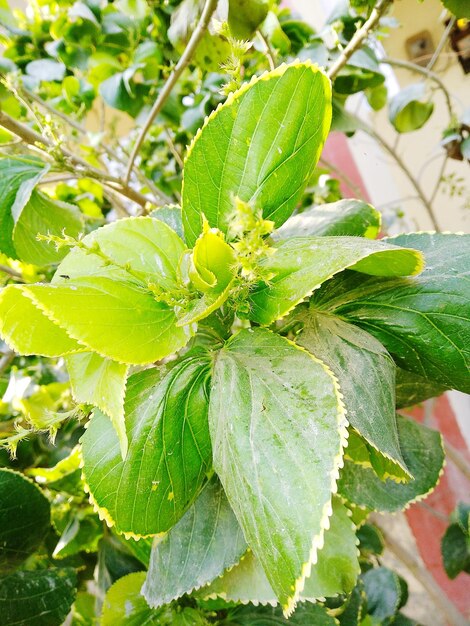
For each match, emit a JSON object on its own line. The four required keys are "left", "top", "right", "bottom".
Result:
{"left": 377, "top": 522, "right": 470, "bottom": 626}
{"left": 125, "top": 0, "right": 218, "bottom": 183}
{"left": 327, "top": 0, "right": 393, "bottom": 80}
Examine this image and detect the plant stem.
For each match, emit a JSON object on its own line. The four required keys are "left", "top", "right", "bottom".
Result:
{"left": 353, "top": 115, "right": 441, "bottom": 231}
{"left": 377, "top": 522, "right": 470, "bottom": 626}
{"left": 0, "top": 350, "right": 15, "bottom": 375}
{"left": 327, "top": 0, "right": 393, "bottom": 80}
{"left": 380, "top": 57, "right": 454, "bottom": 120}
{"left": 319, "top": 156, "right": 367, "bottom": 200}
{"left": 257, "top": 29, "right": 276, "bottom": 71}
{"left": 445, "top": 440, "right": 470, "bottom": 482}
{"left": 427, "top": 17, "right": 456, "bottom": 71}
{"left": 124, "top": 0, "right": 218, "bottom": 184}
{"left": 429, "top": 156, "right": 448, "bottom": 207}
{"left": 0, "top": 264, "right": 23, "bottom": 280}
{"left": 0, "top": 109, "right": 152, "bottom": 209}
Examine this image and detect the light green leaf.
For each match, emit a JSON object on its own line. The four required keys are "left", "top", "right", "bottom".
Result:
{"left": 201, "top": 498, "right": 359, "bottom": 604}
{"left": 52, "top": 510, "right": 103, "bottom": 559}
{"left": 143, "top": 478, "right": 247, "bottom": 608}
{"left": 441, "top": 0, "right": 470, "bottom": 18}
{"left": 389, "top": 83, "right": 434, "bottom": 133}
{"left": 0, "top": 568, "right": 76, "bottom": 626}
{"left": 0, "top": 468, "right": 51, "bottom": 574}
{"left": 0, "top": 157, "right": 49, "bottom": 259}
{"left": 12, "top": 189, "right": 83, "bottom": 265}
{"left": 249, "top": 236, "right": 424, "bottom": 325}
{"left": 65, "top": 352, "right": 129, "bottom": 458}
{"left": 294, "top": 309, "right": 409, "bottom": 481}
{"left": 182, "top": 62, "right": 332, "bottom": 246}
{"left": 314, "top": 233, "right": 470, "bottom": 393}
{"left": 223, "top": 602, "right": 338, "bottom": 625}
{"left": 25, "top": 59, "right": 66, "bottom": 82}
{"left": 338, "top": 415, "right": 444, "bottom": 512}
{"left": 0, "top": 284, "right": 83, "bottom": 357}
{"left": 53, "top": 216, "right": 185, "bottom": 290}
{"left": 274, "top": 199, "right": 381, "bottom": 240}
{"left": 209, "top": 328, "right": 347, "bottom": 614}
{"left": 81, "top": 357, "right": 212, "bottom": 537}
{"left": 22, "top": 278, "right": 192, "bottom": 365}
{"left": 101, "top": 573, "right": 166, "bottom": 626}
{"left": 395, "top": 367, "right": 448, "bottom": 409}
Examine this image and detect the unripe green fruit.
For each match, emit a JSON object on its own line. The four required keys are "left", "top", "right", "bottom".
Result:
{"left": 228, "top": 0, "right": 270, "bottom": 39}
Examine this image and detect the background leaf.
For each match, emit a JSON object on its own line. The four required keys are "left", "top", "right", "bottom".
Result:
{"left": 0, "top": 468, "right": 50, "bottom": 574}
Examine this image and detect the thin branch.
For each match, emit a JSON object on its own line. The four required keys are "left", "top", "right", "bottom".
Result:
{"left": 0, "top": 109, "right": 152, "bottom": 209}
{"left": 445, "top": 440, "right": 470, "bottom": 482}
{"left": 0, "top": 264, "right": 23, "bottom": 281}
{"left": 353, "top": 114, "right": 441, "bottom": 231}
{"left": 429, "top": 156, "right": 448, "bottom": 207}
{"left": 124, "top": 0, "right": 219, "bottom": 184}
{"left": 0, "top": 350, "right": 15, "bottom": 375}
{"left": 380, "top": 56, "right": 454, "bottom": 120}
{"left": 427, "top": 17, "right": 456, "bottom": 71}
{"left": 376, "top": 522, "right": 470, "bottom": 626}
{"left": 327, "top": 0, "right": 394, "bottom": 80}
{"left": 164, "top": 127, "right": 184, "bottom": 169}
{"left": 257, "top": 29, "right": 276, "bottom": 71}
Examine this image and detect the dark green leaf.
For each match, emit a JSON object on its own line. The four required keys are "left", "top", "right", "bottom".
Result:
{"left": 294, "top": 309, "right": 409, "bottom": 480}
{"left": 441, "top": 0, "right": 470, "bottom": 18}
{"left": 182, "top": 62, "right": 332, "bottom": 246}
{"left": 441, "top": 523, "right": 470, "bottom": 579}
{"left": 228, "top": 0, "right": 269, "bottom": 39}
{"left": 338, "top": 415, "right": 444, "bottom": 512}
{"left": 274, "top": 200, "right": 381, "bottom": 240}
{"left": 0, "top": 468, "right": 50, "bottom": 573}
{"left": 81, "top": 357, "right": 212, "bottom": 536}
{"left": 209, "top": 328, "right": 347, "bottom": 613}
{"left": 143, "top": 478, "right": 247, "bottom": 608}
{"left": 357, "top": 524, "right": 384, "bottom": 556}
{"left": 0, "top": 568, "right": 76, "bottom": 626}
{"left": 314, "top": 233, "right": 470, "bottom": 393}
{"left": 362, "top": 567, "right": 403, "bottom": 621}
{"left": 395, "top": 368, "right": 448, "bottom": 409}
{"left": 224, "top": 603, "right": 338, "bottom": 625}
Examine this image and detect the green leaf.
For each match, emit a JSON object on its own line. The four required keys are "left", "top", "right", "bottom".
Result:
{"left": 12, "top": 190, "right": 83, "bottom": 265}
{"left": 81, "top": 357, "right": 212, "bottom": 537}
{"left": 365, "top": 84, "right": 387, "bottom": 111}
{"left": 209, "top": 328, "right": 347, "bottom": 614}
{"left": 201, "top": 498, "right": 359, "bottom": 604}
{"left": 294, "top": 309, "right": 409, "bottom": 480}
{"left": 52, "top": 510, "right": 103, "bottom": 559}
{"left": 25, "top": 59, "right": 66, "bottom": 82}
{"left": 225, "top": 603, "right": 338, "bottom": 625}
{"left": 27, "top": 446, "right": 83, "bottom": 495}
{"left": 389, "top": 84, "right": 434, "bottom": 133}
{"left": 274, "top": 199, "right": 381, "bottom": 240}
{"left": 338, "top": 415, "right": 444, "bottom": 512}
{"left": 22, "top": 277, "right": 191, "bottom": 365}
{"left": 357, "top": 524, "right": 384, "bottom": 556}
{"left": 101, "top": 572, "right": 166, "bottom": 626}
{"left": 182, "top": 62, "right": 332, "bottom": 246}
{"left": 99, "top": 67, "right": 147, "bottom": 117}
{"left": 228, "top": 0, "right": 269, "bottom": 39}
{"left": 338, "top": 579, "right": 367, "bottom": 626}
{"left": 361, "top": 567, "right": 404, "bottom": 621}
{"left": 0, "top": 284, "right": 82, "bottom": 357}
{"left": 314, "top": 233, "right": 470, "bottom": 393}
{"left": 0, "top": 157, "right": 49, "bottom": 259}
{"left": 441, "top": 523, "right": 470, "bottom": 579}
{"left": 65, "top": 352, "right": 129, "bottom": 458}
{"left": 441, "top": 0, "right": 470, "bottom": 18}
{"left": 0, "top": 568, "right": 76, "bottom": 626}
{"left": 0, "top": 468, "right": 51, "bottom": 574}
{"left": 142, "top": 478, "right": 247, "bottom": 608}
{"left": 395, "top": 368, "right": 448, "bottom": 409}
{"left": 249, "top": 236, "right": 424, "bottom": 325}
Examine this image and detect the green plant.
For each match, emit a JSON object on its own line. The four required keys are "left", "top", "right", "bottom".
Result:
{"left": 0, "top": 1, "right": 469, "bottom": 624}
{"left": 0, "top": 55, "right": 468, "bottom": 624}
